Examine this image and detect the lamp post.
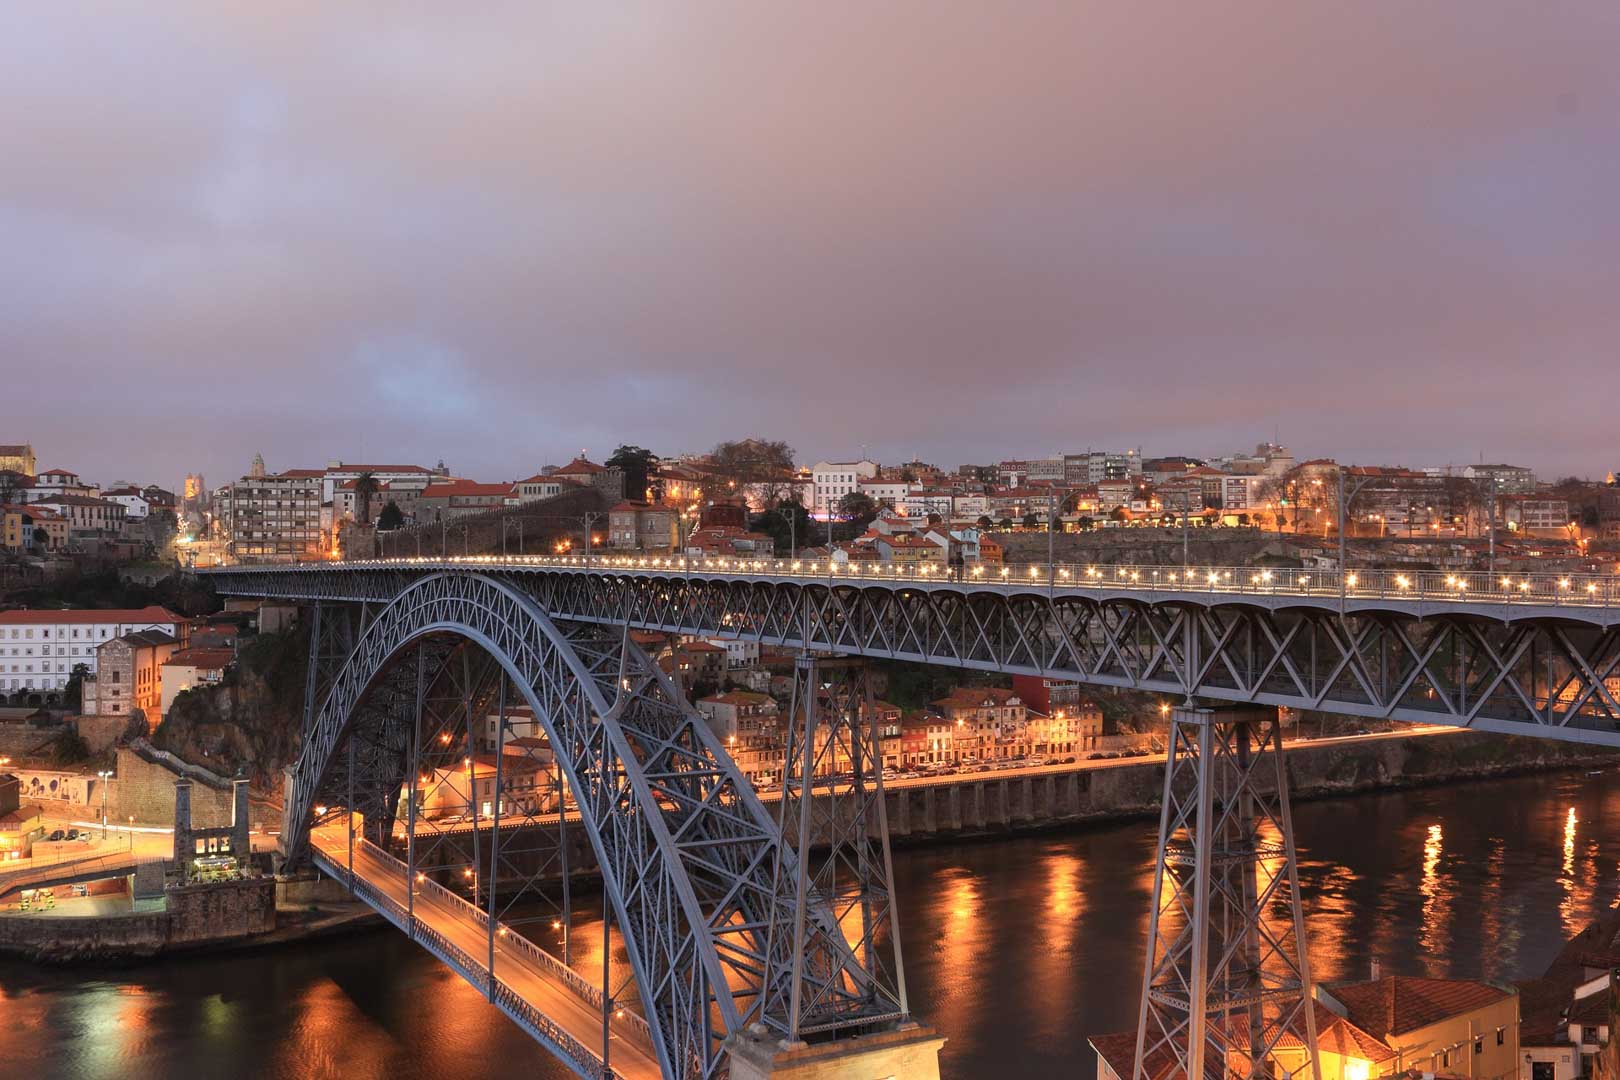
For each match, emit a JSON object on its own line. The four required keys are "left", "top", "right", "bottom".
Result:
{"left": 97, "top": 770, "right": 112, "bottom": 838}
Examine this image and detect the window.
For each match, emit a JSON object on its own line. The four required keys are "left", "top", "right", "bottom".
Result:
{"left": 1475, "top": 1038, "right": 1483, "bottom": 1055}
{"left": 1497, "top": 1028, "right": 1506, "bottom": 1046}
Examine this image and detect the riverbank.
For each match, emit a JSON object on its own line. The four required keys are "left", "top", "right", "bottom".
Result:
{"left": 7, "top": 729, "right": 1609, "bottom": 964}
{"left": 885, "top": 729, "right": 1616, "bottom": 842}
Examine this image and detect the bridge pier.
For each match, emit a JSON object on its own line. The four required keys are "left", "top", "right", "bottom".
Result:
{"left": 1133, "top": 705, "right": 1320, "bottom": 1080}
{"left": 726, "top": 1022, "right": 945, "bottom": 1080}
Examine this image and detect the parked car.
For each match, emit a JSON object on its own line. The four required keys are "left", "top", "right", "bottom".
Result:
{"left": 47, "top": 830, "right": 64, "bottom": 842}
{"left": 65, "top": 829, "right": 81, "bottom": 841}
{"left": 1086, "top": 752, "right": 1104, "bottom": 760}
{"left": 1060, "top": 756, "right": 1076, "bottom": 764}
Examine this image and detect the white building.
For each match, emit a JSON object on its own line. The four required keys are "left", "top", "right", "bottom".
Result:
{"left": 899, "top": 491, "right": 955, "bottom": 520}
{"left": 0, "top": 607, "right": 185, "bottom": 698}
{"left": 29, "top": 468, "right": 99, "bottom": 500}
{"left": 811, "top": 460, "right": 878, "bottom": 518}
{"left": 318, "top": 462, "right": 436, "bottom": 505}
{"left": 858, "top": 479, "right": 917, "bottom": 509}
{"left": 508, "top": 475, "right": 569, "bottom": 505}
{"left": 101, "top": 487, "right": 151, "bottom": 521}
{"left": 702, "top": 637, "right": 763, "bottom": 669}
{"left": 952, "top": 493, "right": 990, "bottom": 521}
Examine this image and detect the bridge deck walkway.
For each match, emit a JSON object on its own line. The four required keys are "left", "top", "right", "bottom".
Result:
{"left": 310, "top": 828, "right": 661, "bottom": 1080}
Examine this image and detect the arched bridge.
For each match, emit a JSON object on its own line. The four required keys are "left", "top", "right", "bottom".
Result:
{"left": 208, "top": 554, "right": 1620, "bottom": 745}
{"left": 224, "top": 566, "right": 919, "bottom": 1080}
{"left": 201, "top": 553, "right": 1620, "bottom": 1080}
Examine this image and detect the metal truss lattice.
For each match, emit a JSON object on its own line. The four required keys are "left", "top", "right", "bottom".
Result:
{"left": 216, "top": 565, "right": 1620, "bottom": 744}
{"left": 762, "top": 654, "right": 907, "bottom": 1040}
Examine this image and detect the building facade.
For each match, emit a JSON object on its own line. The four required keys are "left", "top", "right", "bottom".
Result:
{"left": 0, "top": 607, "right": 184, "bottom": 699}
{"left": 82, "top": 630, "right": 179, "bottom": 728}
{"left": 218, "top": 468, "right": 324, "bottom": 563}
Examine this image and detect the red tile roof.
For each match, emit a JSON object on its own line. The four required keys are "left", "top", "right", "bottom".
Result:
{"left": 1273, "top": 1003, "right": 1398, "bottom": 1063}
{"left": 162, "top": 648, "right": 236, "bottom": 670}
{"left": 1087, "top": 1030, "right": 1180, "bottom": 1080}
{"left": 0, "top": 606, "right": 183, "bottom": 626}
{"left": 31, "top": 493, "right": 117, "bottom": 507}
{"left": 1330, "top": 976, "right": 1512, "bottom": 1039}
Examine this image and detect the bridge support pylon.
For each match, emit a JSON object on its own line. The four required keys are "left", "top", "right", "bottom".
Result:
{"left": 764, "top": 654, "right": 910, "bottom": 1040}
{"left": 1133, "top": 706, "right": 1320, "bottom": 1080}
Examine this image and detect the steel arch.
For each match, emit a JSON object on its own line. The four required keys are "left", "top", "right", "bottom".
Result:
{"left": 284, "top": 572, "right": 882, "bottom": 1079}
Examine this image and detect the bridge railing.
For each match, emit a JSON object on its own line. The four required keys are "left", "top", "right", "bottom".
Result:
{"left": 354, "top": 840, "right": 657, "bottom": 1048}
{"left": 303, "top": 553, "right": 1620, "bottom": 611}
{"left": 321, "top": 842, "right": 621, "bottom": 1079}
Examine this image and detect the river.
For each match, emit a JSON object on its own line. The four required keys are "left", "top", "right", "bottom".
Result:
{"left": 3, "top": 767, "right": 1617, "bottom": 1080}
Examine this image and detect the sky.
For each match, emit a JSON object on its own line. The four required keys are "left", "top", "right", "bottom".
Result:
{"left": 5, "top": 4, "right": 1620, "bottom": 488}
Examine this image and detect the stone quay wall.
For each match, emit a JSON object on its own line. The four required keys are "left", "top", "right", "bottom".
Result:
{"left": 0, "top": 879, "right": 277, "bottom": 962}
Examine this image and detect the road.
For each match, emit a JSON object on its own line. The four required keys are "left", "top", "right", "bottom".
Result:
{"left": 309, "top": 826, "right": 662, "bottom": 1080}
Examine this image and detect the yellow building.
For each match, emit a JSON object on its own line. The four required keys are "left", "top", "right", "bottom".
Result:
{"left": 0, "top": 444, "right": 35, "bottom": 476}
{"left": 876, "top": 533, "right": 948, "bottom": 567}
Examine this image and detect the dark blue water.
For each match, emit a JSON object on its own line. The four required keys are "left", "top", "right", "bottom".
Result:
{"left": 2, "top": 767, "right": 1616, "bottom": 1079}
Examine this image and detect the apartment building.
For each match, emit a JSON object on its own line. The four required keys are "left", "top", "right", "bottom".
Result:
{"left": 218, "top": 468, "right": 324, "bottom": 563}
{"left": 811, "top": 460, "right": 878, "bottom": 518}
{"left": 0, "top": 607, "right": 185, "bottom": 699}
{"left": 696, "top": 691, "right": 782, "bottom": 784}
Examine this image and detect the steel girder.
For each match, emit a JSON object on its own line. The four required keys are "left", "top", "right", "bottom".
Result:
{"left": 211, "top": 566, "right": 1620, "bottom": 743}
{"left": 283, "top": 572, "right": 873, "bottom": 1080}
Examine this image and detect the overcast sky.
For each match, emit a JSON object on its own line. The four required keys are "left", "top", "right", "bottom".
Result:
{"left": 6, "top": 4, "right": 1619, "bottom": 488}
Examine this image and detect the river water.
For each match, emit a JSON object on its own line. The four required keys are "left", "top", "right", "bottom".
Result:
{"left": 3, "top": 767, "right": 1617, "bottom": 1080}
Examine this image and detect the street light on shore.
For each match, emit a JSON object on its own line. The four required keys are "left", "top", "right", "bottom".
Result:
{"left": 97, "top": 770, "right": 112, "bottom": 837}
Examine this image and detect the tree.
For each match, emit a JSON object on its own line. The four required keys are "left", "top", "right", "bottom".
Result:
{"left": 998, "top": 517, "right": 1014, "bottom": 530}
{"left": 710, "top": 438, "right": 796, "bottom": 502}
{"left": 63, "top": 663, "right": 90, "bottom": 709}
{"left": 976, "top": 515, "right": 994, "bottom": 530}
{"left": 1077, "top": 516, "right": 1095, "bottom": 531}
{"left": 377, "top": 501, "right": 405, "bottom": 531}
{"left": 53, "top": 730, "right": 91, "bottom": 765}
{"left": 751, "top": 499, "right": 813, "bottom": 554}
{"left": 0, "top": 470, "right": 25, "bottom": 506}
{"left": 838, "top": 491, "right": 880, "bottom": 531}
{"left": 607, "top": 446, "right": 661, "bottom": 501}
{"left": 1021, "top": 512, "right": 1040, "bottom": 530}
{"left": 352, "top": 471, "right": 379, "bottom": 526}
{"left": 1109, "top": 506, "right": 1130, "bottom": 523}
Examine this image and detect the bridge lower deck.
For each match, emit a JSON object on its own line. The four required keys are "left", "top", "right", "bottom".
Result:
{"left": 309, "top": 827, "right": 661, "bottom": 1080}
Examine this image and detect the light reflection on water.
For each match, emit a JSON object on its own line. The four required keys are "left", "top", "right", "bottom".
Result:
{"left": 2, "top": 768, "right": 1618, "bottom": 1079}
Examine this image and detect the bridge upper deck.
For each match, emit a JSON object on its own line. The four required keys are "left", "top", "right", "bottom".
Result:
{"left": 202, "top": 553, "right": 1620, "bottom": 626}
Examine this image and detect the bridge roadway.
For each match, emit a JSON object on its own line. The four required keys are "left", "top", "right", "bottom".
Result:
{"left": 308, "top": 825, "right": 661, "bottom": 1080}
{"left": 204, "top": 554, "right": 1620, "bottom": 745}
{"left": 206, "top": 553, "right": 1620, "bottom": 622}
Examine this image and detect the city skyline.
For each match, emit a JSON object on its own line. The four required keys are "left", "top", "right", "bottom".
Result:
{"left": 8, "top": 4, "right": 1620, "bottom": 484}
